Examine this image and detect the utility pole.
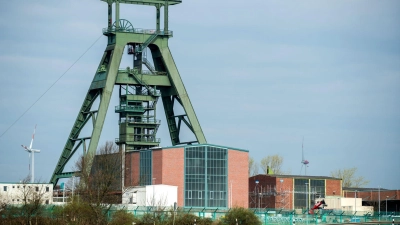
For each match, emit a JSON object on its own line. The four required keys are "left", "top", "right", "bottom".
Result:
{"left": 386, "top": 196, "right": 389, "bottom": 216}
{"left": 379, "top": 186, "right": 381, "bottom": 221}
{"left": 355, "top": 190, "right": 357, "bottom": 214}
{"left": 305, "top": 183, "right": 309, "bottom": 209}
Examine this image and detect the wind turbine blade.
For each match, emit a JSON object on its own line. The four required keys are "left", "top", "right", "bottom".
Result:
{"left": 29, "top": 125, "right": 36, "bottom": 149}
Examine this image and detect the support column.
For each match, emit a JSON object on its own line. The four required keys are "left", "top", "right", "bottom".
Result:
{"left": 86, "top": 44, "right": 125, "bottom": 157}
{"left": 159, "top": 46, "right": 206, "bottom": 144}
{"left": 164, "top": 1, "right": 168, "bottom": 32}
{"left": 108, "top": 2, "right": 112, "bottom": 29}
{"left": 156, "top": 4, "right": 160, "bottom": 32}
{"left": 115, "top": 0, "right": 120, "bottom": 28}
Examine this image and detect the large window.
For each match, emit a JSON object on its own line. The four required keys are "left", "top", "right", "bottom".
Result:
{"left": 294, "top": 179, "right": 326, "bottom": 209}
{"left": 139, "top": 150, "right": 152, "bottom": 185}
{"left": 310, "top": 179, "right": 325, "bottom": 206}
{"left": 294, "top": 179, "right": 308, "bottom": 209}
{"left": 185, "top": 146, "right": 227, "bottom": 208}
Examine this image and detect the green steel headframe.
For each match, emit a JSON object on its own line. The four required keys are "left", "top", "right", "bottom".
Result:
{"left": 50, "top": 0, "right": 206, "bottom": 186}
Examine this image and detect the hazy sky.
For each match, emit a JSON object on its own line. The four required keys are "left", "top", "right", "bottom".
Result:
{"left": 0, "top": 1, "right": 399, "bottom": 189}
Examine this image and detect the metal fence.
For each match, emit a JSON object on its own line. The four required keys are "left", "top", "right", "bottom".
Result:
{"left": 3, "top": 205, "right": 399, "bottom": 224}
{"left": 105, "top": 206, "right": 400, "bottom": 224}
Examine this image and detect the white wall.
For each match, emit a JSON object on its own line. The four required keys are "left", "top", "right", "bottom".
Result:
{"left": 122, "top": 184, "right": 177, "bottom": 207}
{"left": 0, "top": 182, "right": 53, "bottom": 205}
{"left": 319, "top": 196, "right": 373, "bottom": 215}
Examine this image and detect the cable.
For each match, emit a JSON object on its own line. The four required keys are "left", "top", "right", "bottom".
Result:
{"left": 0, "top": 35, "right": 103, "bottom": 139}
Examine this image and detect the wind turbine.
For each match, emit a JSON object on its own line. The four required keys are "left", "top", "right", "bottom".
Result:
{"left": 300, "top": 137, "right": 309, "bottom": 175}
{"left": 21, "top": 125, "right": 40, "bottom": 183}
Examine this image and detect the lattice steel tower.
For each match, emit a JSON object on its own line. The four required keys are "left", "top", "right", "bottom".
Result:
{"left": 50, "top": 0, "right": 206, "bottom": 186}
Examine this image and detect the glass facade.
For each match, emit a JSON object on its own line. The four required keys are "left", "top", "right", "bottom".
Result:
{"left": 139, "top": 150, "right": 152, "bottom": 185}
{"left": 294, "top": 179, "right": 326, "bottom": 209}
{"left": 310, "top": 179, "right": 325, "bottom": 205}
{"left": 185, "top": 146, "right": 227, "bottom": 208}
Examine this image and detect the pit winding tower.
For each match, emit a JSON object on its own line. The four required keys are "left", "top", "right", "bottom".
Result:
{"left": 50, "top": 0, "right": 206, "bottom": 186}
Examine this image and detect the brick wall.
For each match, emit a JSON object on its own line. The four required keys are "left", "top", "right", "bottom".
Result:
{"left": 277, "top": 177, "right": 294, "bottom": 209}
{"left": 125, "top": 151, "right": 140, "bottom": 187}
{"left": 160, "top": 147, "right": 185, "bottom": 206}
{"left": 152, "top": 150, "right": 163, "bottom": 184}
{"left": 228, "top": 149, "right": 249, "bottom": 208}
{"left": 326, "top": 179, "right": 342, "bottom": 197}
{"left": 344, "top": 190, "right": 400, "bottom": 201}
{"left": 249, "top": 175, "right": 278, "bottom": 208}
{"left": 249, "top": 175, "right": 342, "bottom": 209}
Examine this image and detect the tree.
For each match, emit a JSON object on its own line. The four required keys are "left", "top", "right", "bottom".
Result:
{"left": 66, "top": 141, "right": 123, "bottom": 225}
{"left": 248, "top": 157, "right": 259, "bottom": 176}
{"left": 330, "top": 167, "right": 369, "bottom": 188}
{"left": 0, "top": 177, "right": 52, "bottom": 225}
{"left": 260, "top": 154, "right": 285, "bottom": 175}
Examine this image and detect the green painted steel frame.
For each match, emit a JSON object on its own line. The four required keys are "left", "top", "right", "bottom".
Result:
{"left": 50, "top": 0, "right": 206, "bottom": 186}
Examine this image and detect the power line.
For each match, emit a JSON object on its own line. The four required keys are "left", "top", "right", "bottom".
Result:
{"left": 0, "top": 35, "right": 103, "bottom": 139}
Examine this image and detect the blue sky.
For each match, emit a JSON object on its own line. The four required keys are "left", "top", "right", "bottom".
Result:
{"left": 0, "top": 1, "right": 399, "bottom": 189}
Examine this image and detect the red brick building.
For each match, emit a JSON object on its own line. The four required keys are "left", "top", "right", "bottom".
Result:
{"left": 343, "top": 188, "right": 400, "bottom": 212}
{"left": 249, "top": 174, "right": 342, "bottom": 209}
{"left": 124, "top": 144, "right": 248, "bottom": 208}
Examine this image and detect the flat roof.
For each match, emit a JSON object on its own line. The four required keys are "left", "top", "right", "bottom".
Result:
{"left": 343, "top": 187, "right": 391, "bottom": 191}
{"left": 161, "top": 143, "right": 249, "bottom": 152}
{"left": 250, "top": 174, "right": 342, "bottom": 180}
{"left": 100, "top": 0, "right": 182, "bottom": 6}
{"left": 0, "top": 182, "right": 52, "bottom": 185}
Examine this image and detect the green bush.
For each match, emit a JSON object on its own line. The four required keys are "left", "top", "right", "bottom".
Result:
{"left": 172, "top": 213, "right": 213, "bottom": 225}
{"left": 220, "top": 207, "right": 261, "bottom": 225}
{"left": 109, "top": 209, "right": 136, "bottom": 225}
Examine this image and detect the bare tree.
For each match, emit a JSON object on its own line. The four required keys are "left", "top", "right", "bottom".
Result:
{"left": 249, "top": 157, "right": 259, "bottom": 176}
{"left": 0, "top": 191, "right": 9, "bottom": 221}
{"left": 69, "top": 141, "right": 122, "bottom": 225}
{"left": 260, "top": 155, "right": 286, "bottom": 175}
{"left": 10, "top": 177, "right": 52, "bottom": 225}
{"left": 330, "top": 167, "right": 369, "bottom": 188}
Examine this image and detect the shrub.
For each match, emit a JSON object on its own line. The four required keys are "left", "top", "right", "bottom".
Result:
{"left": 220, "top": 207, "right": 261, "bottom": 225}
{"left": 109, "top": 209, "right": 136, "bottom": 225}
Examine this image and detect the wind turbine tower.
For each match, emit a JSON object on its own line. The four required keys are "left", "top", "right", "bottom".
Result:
{"left": 21, "top": 125, "right": 41, "bottom": 183}
{"left": 300, "top": 138, "right": 309, "bottom": 175}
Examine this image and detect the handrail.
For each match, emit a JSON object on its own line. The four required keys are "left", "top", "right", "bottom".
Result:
{"left": 139, "top": 32, "right": 158, "bottom": 52}
{"left": 119, "top": 119, "right": 161, "bottom": 124}
{"left": 103, "top": 27, "right": 173, "bottom": 36}
{"left": 118, "top": 68, "right": 167, "bottom": 76}
{"left": 115, "top": 137, "right": 161, "bottom": 143}
{"left": 115, "top": 105, "right": 144, "bottom": 111}
{"left": 142, "top": 58, "right": 156, "bottom": 73}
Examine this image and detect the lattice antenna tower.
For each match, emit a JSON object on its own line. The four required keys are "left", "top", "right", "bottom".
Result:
{"left": 50, "top": 0, "right": 206, "bottom": 186}
{"left": 300, "top": 137, "right": 309, "bottom": 175}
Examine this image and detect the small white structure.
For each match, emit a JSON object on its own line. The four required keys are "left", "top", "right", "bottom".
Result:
{"left": 319, "top": 196, "right": 373, "bottom": 215}
{"left": 0, "top": 182, "right": 53, "bottom": 205}
{"left": 122, "top": 184, "right": 177, "bottom": 207}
